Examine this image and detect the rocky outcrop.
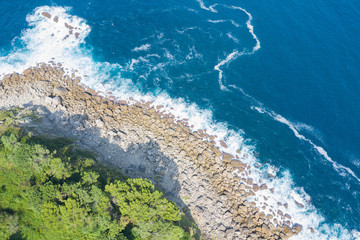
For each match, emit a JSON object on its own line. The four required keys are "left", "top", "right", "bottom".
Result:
{"left": 0, "top": 64, "right": 302, "bottom": 239}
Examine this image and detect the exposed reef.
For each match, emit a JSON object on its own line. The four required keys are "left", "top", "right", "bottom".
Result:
{"left": 0, "top": 64, "right": 303, "bottom": 239}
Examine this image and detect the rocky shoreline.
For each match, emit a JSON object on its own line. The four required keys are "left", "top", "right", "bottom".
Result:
{"left": 0, "top": 64, "right": 302, "bottom": 239}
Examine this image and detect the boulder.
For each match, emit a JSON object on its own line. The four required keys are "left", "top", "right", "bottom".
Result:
{"left": 42, "top": 12, "right": 51, "bottom": 19}
{"left": 292, "top": 223, "right": 303, "bottom": 234}
{"left": 230, "top": 159, "right": 244, "bottom": 168}
{"left": 220, "top": 140, "right": 228, "bottom": 148}
{"left": 223, "top": 153, "right": 234, "bottom": 163}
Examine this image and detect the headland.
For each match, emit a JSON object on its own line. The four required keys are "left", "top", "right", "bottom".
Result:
{"left": 0, "top": 63, "right": 303, "bottom": 239}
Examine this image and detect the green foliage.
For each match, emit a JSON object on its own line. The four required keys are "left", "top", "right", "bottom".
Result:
{"left": 106, "top": 179, "right": 181, "bottom": 223}
{"left": 132, "top": 221, "right": 185, "bottom": 240}
{"left": 0, "top": 109, "right": 194, "bottom": 240}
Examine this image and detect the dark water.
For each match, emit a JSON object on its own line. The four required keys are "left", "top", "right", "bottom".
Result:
{"left": 1, "top": 0, "right": 359, "bottom": 238}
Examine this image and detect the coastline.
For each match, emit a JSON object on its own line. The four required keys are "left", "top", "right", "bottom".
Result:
{"left": 0, "top": 63, "right": 302, "bottom": 239}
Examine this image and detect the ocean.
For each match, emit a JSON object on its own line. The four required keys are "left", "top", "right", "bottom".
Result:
{"left": 0, "top": 0, "right": 359, "bottom": 239}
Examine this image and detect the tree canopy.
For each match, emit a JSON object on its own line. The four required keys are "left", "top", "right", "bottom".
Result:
{"left": 0, "top": 109, "right": 195, "bottom": 240}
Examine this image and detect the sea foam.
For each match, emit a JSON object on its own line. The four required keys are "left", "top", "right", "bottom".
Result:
{"left": 0, "top": 5, "right": 358, "bottom": 240}
{"left": 200, "top": 2, "right": 261, "bottom": 91}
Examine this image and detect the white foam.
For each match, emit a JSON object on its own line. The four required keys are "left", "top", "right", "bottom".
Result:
{"left": 132, "top": 43, "right": 151, "bottom": 52}
{"left": 199, "top": 2, "right": 261, "bottom": 91}
{"left": 208, "top": 19, "right": 225, "bottom": 23}
{"left": 226, "top": 32, "right": 239, "bottom": 43}
{"left": 351, "top": 230, "right": 360, "bottom": 240}
{"left": 214, "top": 51, "right": 240, "bottom": 91}
{"left": 254, "top": 106, "right": 360, "bottom": 183}
{"left": 293, "top": 122, "right": 325, "bottom": 145}
{"left": 230, "top": 6, "right": 261, "bottom": 53}
{"left": 0, "top": 6, "right": 94, "bottom": 79}
{"left": 1, "top": 5, "right": 359, "bottom": 240}
{"left": 208, "top": 19, "right": 240, "bottom": 27}
{"left": 196, "top": 0, "right": 217, "bottom": 13}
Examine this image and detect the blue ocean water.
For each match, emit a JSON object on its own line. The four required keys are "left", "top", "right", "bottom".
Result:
{"left": 1, "top": 0, "right": 359, "bottom": 239}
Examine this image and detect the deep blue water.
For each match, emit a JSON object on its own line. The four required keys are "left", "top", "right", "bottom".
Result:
{"left": 1, "top": 0, "right": 360, "bottom": 238}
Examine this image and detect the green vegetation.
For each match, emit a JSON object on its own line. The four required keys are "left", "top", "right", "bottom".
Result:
{"left": 0, "top": 109, "right": 198, "bottom": 240}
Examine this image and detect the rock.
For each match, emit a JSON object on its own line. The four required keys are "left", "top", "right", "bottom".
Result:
{"left": 295, "top": 200, "right": 305, "bottom": 208}
{"left": 261, "top": 223, "right": 270, "bottom": 232}
{"left": 95, "top": 119, "right": 104, "bottom": 128}
{"left": 138, "top": 165, "right": 146, "bottom": 172}
{"left": 52, "top": 96, "right": 62, "bottom": 105}
{"left": 260, "top": 184, "right": 267, "bottom": 190}
{"left": 47, "top": 113, "right": 56, "bottom": 122}
{"left": 23, "top": 68, "right": 33, "bottom": 76}
{"left": 223, "top": 153, "right": 234, "bottom": 163}
{"left": 292, "top": 223, "right": 303, "bottom": 234}
{"left": 54, "top": 87, "right": 68, "bottom": 95}
{"left": 259, "top": 212, "right": 266, "bottom": 219}
{"left": 218, "top": 223, "right": 226, "bottom": 232}
{"left": 64, "top": 22, "right": 74, "bottom": 29}
{"left": 42, "top": 12, "right": 51, "bottom": 19}
{"left": 220, "top": 140, "right": 228, "bottom": 148}
{"left": 85, "top": 88, "right": 96, "bottom": 96}
{"left": 53, "top": 16, "right": 59, "bottom": 23}
{"left": 230, "top": 160, "right": 244, "bottom": 168}
{"left": 44, "top": 96, "right": 53, "bottom": 105}
{"left": 282, "top": 224, "right": 293, "bottom": 237}
{"left": 155, "top": 167, "right": 166, "bottom": 176}
{"left": 225, "top": 228, "right": 235, "bottom": 235}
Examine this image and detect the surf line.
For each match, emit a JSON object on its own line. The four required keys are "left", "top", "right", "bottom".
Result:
{"left": 254, "top": 106, "right": 360, "bottom": 183}
{"left": 197, "top": 1, "right": 261, "bottom": 91}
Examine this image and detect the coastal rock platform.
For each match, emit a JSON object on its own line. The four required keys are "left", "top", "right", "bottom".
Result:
{"left": 0, "top": 64, "right": 302, "bottom": 239}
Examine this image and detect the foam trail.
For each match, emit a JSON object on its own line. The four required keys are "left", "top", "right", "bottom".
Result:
{"left": 196, "top": 0, "right": 217, "bottom": 12}
{"left": 207, "top": 19, "right": 240, "bottom": 27}
{"left": 230, "top": 6, "right": 261, "bottom": 53}
{"left": 202, "top": 2, "right": 261, "bottom": 91}
{"left": 227, "top": 32, "right": 239, "bottom": 43}
{"left": 293, "top": 122, "right": 325, "bottom": 144}
{"left": 254, "top": 106, "right": 360, "bottom": 183}
{"left": 214, "top": 51, "right": 240, "bottom": 91}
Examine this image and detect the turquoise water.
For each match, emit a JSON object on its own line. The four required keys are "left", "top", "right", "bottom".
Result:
{"left": 1, "top": 1, "right": 359, "bottom": 238}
